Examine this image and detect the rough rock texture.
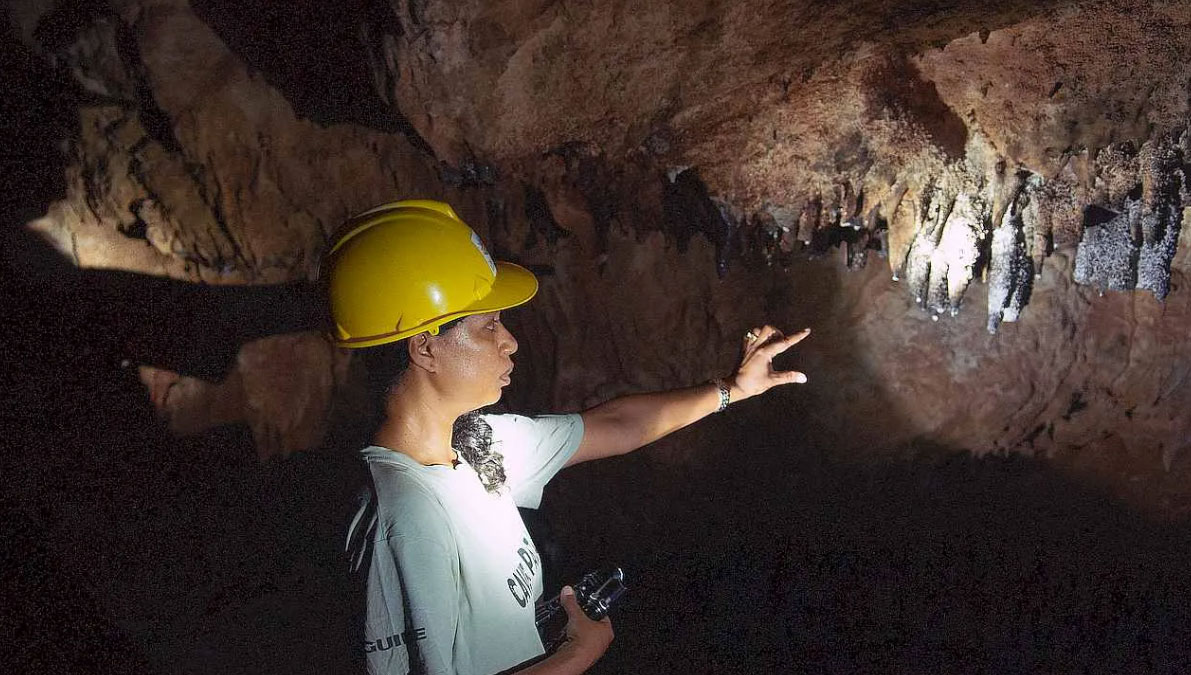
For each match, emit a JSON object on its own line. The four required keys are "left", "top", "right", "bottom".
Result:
{"left": 11, "top": 0, "right": 448, "bottom": 454}
{"left": 374, "top": 0, "right": 1191, "bottom": 321}
{"left": 382, "top": 0, "right": 1191, "bottom": 519}
{"left": 138, "top": 332, "right": 348, "bottom": 459}
{"left": 9, "top": 0, "right": 1191, "bottom": 672}
{"left": 10, "top": 0, "right": 1191, "bottom": 505}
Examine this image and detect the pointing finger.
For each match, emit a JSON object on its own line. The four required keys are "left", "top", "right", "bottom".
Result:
{"left": 760, "top": 328, "right": 811, "bottom": 358}
{"left": 786, "top": 327, "right": 811, "bottom": 346}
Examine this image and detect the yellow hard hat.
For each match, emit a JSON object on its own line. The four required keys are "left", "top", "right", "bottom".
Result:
{"left": 325, "top": 199, "right": 538, "bottom": 349}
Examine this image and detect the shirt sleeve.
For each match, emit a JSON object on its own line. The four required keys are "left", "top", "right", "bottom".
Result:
{"left": 483, "top": 413, "right": 585, "bottom": 509}
{"left": 362, "top": 489, "right": 460, "bottom": 674}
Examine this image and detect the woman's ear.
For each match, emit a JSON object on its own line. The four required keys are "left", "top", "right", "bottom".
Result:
{"left": 407, "top": 333, "right": 436, "bottom": 373}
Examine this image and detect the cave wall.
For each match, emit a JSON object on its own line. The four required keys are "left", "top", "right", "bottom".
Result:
{"left": 8, "top": 0, "right": 1191, "bottom": 515}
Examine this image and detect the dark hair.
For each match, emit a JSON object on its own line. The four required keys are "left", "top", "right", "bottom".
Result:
{"left": 358, "top": 321, "right": 507, "bottom": 493}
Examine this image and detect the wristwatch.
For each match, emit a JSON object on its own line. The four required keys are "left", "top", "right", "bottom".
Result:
{"left": 711, "top": 378, "right": 731, "bottom": 413}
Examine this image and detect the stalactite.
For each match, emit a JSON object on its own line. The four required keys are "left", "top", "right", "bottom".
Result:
{"left": 1074, "top": 138, "right": 1187, "bottom": 300}
{"left": 929, "top": 191, "right": 987, "bottom": 317}
{"left": 902, "top": 184, "right": 951, "bottom": 313}
{"left": 796, "top": 194, "right": 820, "bottom": 244}
{"left": 986, "top": 192, "right": 1035, "bottom": 333}
{"left": 1074, "top": 198, "right": 1145, "bottom": 293}
{"left": 1135, "top": 143, "right": 1185, "bottom": 300}
{"left": 718, "top": 135, "right": 1185, "bottom": 327}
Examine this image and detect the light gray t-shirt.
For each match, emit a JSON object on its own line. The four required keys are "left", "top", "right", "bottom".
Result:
{"left": 346, "top": 413, "right": 585, "bottom": 675}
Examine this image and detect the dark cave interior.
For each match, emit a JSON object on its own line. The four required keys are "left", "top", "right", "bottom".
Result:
{"left": 5, "top": 1, "right": 1191, "bottom": 673}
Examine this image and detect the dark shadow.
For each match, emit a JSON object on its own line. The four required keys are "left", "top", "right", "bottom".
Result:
{"left": 663, "top": 168, "right": 736, "bottom": 276}
{"left": 188, "top": 0, "right": 433, "bottom": 155}
{"left": 2, "top": 30, "right": 348, "bottom": 674}
{"left": 571, "top": 441, "right": 1191, "bottom": 674}
{"left": 863, "top": 55, "right": 969, "bottom": 162}
{"left": 2, "top": 231, "right": 357, "bottom": 674}
{"left": 5, "top": 229, "right": 327, "bottom": 380}
{"left": 763, "top": 449, "right": 1191, "bottom": 674}
{"left": 1, "top": 15, "right": 76, "bottom": 224}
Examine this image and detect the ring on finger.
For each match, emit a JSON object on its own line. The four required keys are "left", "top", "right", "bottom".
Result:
{"left": 745, "top": 329, "right": 760, "bottom": 343}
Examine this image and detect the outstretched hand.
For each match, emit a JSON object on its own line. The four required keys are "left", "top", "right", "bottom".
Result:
{"left": 730, "top": 325, "right": 810, "bottom": 401}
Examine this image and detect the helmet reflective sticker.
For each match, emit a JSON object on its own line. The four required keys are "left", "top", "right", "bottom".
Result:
{"left": 470, "top": 231, "right": 497, "bottom": 276}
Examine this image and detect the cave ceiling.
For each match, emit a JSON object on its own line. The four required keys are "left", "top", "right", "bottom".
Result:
{"left": 7, "top": 0, "right": 1191, "bottom": 511}
{"left": 361, "top": 0, "right": 1191, "bottom": 327}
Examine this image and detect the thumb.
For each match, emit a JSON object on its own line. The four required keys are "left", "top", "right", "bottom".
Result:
{"left": 560, "top": 586, "right": 583, "bottom": 618}
{"left": 777, "top": 369, "right": 808, "bottom": 385}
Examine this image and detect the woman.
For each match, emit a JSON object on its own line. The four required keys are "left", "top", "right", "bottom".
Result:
{"left": 330, "top": 201, "right": 809, "bottom": 675}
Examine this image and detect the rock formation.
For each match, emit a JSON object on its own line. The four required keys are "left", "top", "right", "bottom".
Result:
{"left": 8, "top": 0, "right": 1191, "bottom": 671}
{"left": 14, "top": 0, "right": 1188, "bottom": 510}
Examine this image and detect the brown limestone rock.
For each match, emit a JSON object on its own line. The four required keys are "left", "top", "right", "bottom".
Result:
{"left": 11, "top": 0, "right": 1191, "bottom": 514}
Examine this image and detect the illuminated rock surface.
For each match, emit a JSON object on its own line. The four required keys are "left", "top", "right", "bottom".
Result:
{"left": 5, "top": 0, "right": 1191, "bottom": 672}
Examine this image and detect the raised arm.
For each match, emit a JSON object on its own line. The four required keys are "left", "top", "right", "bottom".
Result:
{"left": 568, "top": 326, "right": 810, "bottom": 467}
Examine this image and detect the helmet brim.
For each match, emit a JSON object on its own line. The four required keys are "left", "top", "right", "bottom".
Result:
{"left": 457, "top": 261, "right": 539, "bottom": 315}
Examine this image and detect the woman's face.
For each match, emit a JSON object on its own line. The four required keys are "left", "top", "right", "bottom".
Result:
{"left": 434, "top": 311, "right": 518, "bottom": 407}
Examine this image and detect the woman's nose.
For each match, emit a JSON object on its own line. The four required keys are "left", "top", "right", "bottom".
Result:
{"left": 500, "top": 325, "right": 518, "bottom": 355}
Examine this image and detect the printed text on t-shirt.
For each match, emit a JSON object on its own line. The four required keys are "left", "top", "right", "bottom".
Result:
{"left": 507, "top": 536, "right": 542, "bottom": 607}
{"left": 364, "top": 627, "right": 427, "bottom": 654}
